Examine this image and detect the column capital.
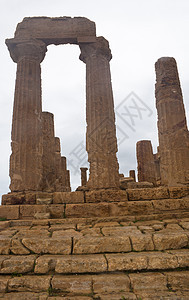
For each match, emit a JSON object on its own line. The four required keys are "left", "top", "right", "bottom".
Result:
{"left": 5, "top": 38, "right": 47, "bottom": 63}
{"left": 79, "top": 36, "right": 112, "bottom": 63}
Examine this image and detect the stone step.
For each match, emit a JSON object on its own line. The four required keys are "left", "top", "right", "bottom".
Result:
{"left": 2, "top": 186, "right": 189, "bottom": 206}
{"left": 1, "top": 218, "right": 189, "bottom": 255}
{"left": 0, "top": 271, "right": 189, "bottom": 299}
{"left": 0, "top": 249, "right": 189, "bottom": 275}
{"left": 1, "top": 196, "right": 189, "bottom": 221}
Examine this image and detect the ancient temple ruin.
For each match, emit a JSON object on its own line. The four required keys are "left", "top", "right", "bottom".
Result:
{"left": 1, "top": 17, "right": 189, "bottom": 299}
{"left": 5, "top": 17, "right": 119, "bottom": 194}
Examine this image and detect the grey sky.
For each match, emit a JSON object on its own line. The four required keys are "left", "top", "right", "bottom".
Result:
{"left": 0, "top": 0, "right": 189, "bottom": 198}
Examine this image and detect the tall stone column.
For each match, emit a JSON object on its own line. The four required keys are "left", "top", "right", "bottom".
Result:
{"left": 79, "top": 37, "right": 120, "bottom": 189}
{"left": 41, "top": 112, "right": 56, "bottom": 191}
{"left": 136, "top": 140, "right": 157, "bottom": 185}
{"left": 6, "top": 39, "right": 47, "bottom": 191}
{"left": 155, "top": 57, "right": 189, "bottom": 186}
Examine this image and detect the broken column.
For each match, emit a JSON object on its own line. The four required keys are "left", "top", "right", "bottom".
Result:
{"left": 79, "top": 37, "right": 120, "bottom": 189}
{"left": 54, "top": 137, "right": 71, "bottom": 192}
{"left": 80, "top": 167, "right": 88, "bottom": 186}
{"left": 6, "top": 39, "right": 47, "bottom": 191}
{"left": 155, "top": 57, "right": 189, "bottom": 185}
{"left": 136, "top": 140, "right": 157, "bottom": 185}
{"left": 41, "top": 112, "right": 56, "bottom": 191}
{"left": 129, "top": 170, "right": 136, "bottom": 182}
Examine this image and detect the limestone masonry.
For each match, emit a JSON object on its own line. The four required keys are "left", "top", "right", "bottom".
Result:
{"left": 1, "top": 16, "right": 189, "bottom": 299}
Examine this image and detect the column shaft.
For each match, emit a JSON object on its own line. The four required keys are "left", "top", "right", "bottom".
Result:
{"left": 155, "top": 57, "right": 189, "bottom": 185}
{"left": 80, "top": 37, "right": 120, "bottom": 189}
{"left": 10, "top": 57, "right": 43, "bottom": 191}
{"left": 136, "top": 140, "right": 157, "bottom": 185}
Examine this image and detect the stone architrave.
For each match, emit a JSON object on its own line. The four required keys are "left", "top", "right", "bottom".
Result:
{"left": 79, "top": 37, "right": 120, "bottom": 189}
{"left": 136, "top": 140, "right": 157, "bottom": 185}
{"left": 155, "top": 57, "right": 189, "bottom": 186}
{"left": 80, "top": 167, "right": 88, "bottom": 186}
{"left": 6, "top": 39, "right": 47, "bottom": 191}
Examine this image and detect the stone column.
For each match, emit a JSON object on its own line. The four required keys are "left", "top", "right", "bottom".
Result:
{"left": 61, "top": 157, "right": 71, "bottom": 191}
{"left": 41, "top": 112, "right": 56, "bottom": 191}
{"left": 80, "top": 167, "right": 88, "bottom": 186}
{"left": 79, "top": 37, "right": 120, "bottom": 189}
{"left": 136, "top": 140, "right": 157, "bottom": 185}
{"left": 6, "top": 39, "right": 47, "bottom": 191}
{"left": 54, "top": 138, "right": 71, "bottom": 192}
{"left": 155, "top": 57, "right": 189, "bottom": 186}
{"left": 129, "top": 170, "right": 136, "bottom": 182}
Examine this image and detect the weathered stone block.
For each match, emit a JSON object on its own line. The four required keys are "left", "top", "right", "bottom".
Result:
{"left": 148, "top": 252, "right": 179, "bottom": 270}
{"left": 102, "top": 226, "right": 140, "bottom": 236}
{"left": 8, "top": 275, "right": 51, "bottom": 292}
{"left": 51, "top": 275, "right": 92, "bottom": 294}
{"left": 179, "top": 197, "right": 189, "bottom": 210}
{"left": 106, "top": 253, "right": 148, "bottom": 272}
{"left": 73, "top": 236, "right": 131, "bottom": 254}
{"left": 0, "top": 221, "right": 10, "bottom": 230}
{"left": 167, "top": 271, "right": 189, "bottom": 290}
{"left": 35, "top": 256, "right": 57, "bottom": 274}
{"left": 48, "top": 205, "right": 65, "bottom": 218}
{"left": 95, "top": 293, "right": 137, "bottom": 300}
{"left": 11, "top": 239, "right": 30, "bottom": 255}
{"left": 172, "top": 249, "right": 189, "bottom": 267}
{"left": 36, "top": 198, "right": 52, "bottom": 205}
{"left": 129, "top": 272, "right": 168, "bottom": 291}
{"left": 127, "top": 187, "right": 169, "bottom": 201}
{"left": 19, "top": 206, "right": 35, "bottom": 219}
{"left": 153, "top": 199, "right": 182, "bottom": 212}
{"left": 0, "top": 238, "right": 11, "bottom": 254}
{"left": 2, "top": 291, "right": 48, "bottom": 299}
{"left": 53, "top": 191, "right": 84, "bottom": 204}
{"left": 52, "top": 229, "right": 82, "bottom": 238}
{"left": 0, "top": 276, "right": 10, "bottom": 292}
{"left": 15, "top": 17, "right": 96, "bottom": 41}
{"left": 65, "top": 202, "right": 128, "bottom": 218}
{"left": 1, "top": 193, "right": 25, "bottom": 205}
{"left": 93, "top": 274, "right": 130, "bottom": 293}
{"left": 169, "top": 186, "right": 189, "bottom": 198}
{"left": 130, "top": 234, "right": 154, "bottom": 251}
{"left": 0, "top": 206, "right": 19, "bottom": 220}
{"left": 127, "top": 182, "right": 154, "bottom": 189}
{"left": 153, "top": 233, "right": 188, "bottom": 250}
{"left": 0, "top": 256, "right": 35, "bottom": 274}
{"left": 128, "top": 201, "right": 153, "bottom": 215}
{"left": 55, "top": 254, "right": 107, "bottom": 274}
{"left": 85, "top": 189, "right": 127, "bottom": 203}
{"left": 22, "top": 237, "right": 71, "bottom": 254}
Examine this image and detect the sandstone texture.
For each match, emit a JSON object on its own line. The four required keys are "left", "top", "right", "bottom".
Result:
{"left": 155, "top": 57, "right": 189, "bottom": 186}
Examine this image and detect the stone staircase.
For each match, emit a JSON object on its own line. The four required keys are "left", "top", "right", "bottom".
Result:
{"left": 1, "top": 187, "right": 189, "bottom": 299}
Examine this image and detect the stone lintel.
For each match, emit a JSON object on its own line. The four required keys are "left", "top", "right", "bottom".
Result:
{"left": 14, "top": 17, "right": 96, "bottom": 42}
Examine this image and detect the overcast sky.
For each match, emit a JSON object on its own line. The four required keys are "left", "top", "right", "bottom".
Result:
{"left": 0, "top": 0, "right": 189, "bottom": 199}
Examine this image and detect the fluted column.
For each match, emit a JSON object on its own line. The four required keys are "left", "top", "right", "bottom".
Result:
{"left": 6, "top": 39, "right": 47, "bottom": 191}
{"left": 155, "top": 57, "right": 189, "bottom": 186}
{"left": 136, "top": 140, "right": 157, "bottom": 185}
{"left": 79, "top": 37, "right": 120, "bottom": 189}
{"left": 41, "top": 112, "right": 56, "bottom": 191}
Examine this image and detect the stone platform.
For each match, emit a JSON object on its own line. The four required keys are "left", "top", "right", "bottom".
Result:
{"left": 1, "top": 187, "right": 189, "bottom": 299}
